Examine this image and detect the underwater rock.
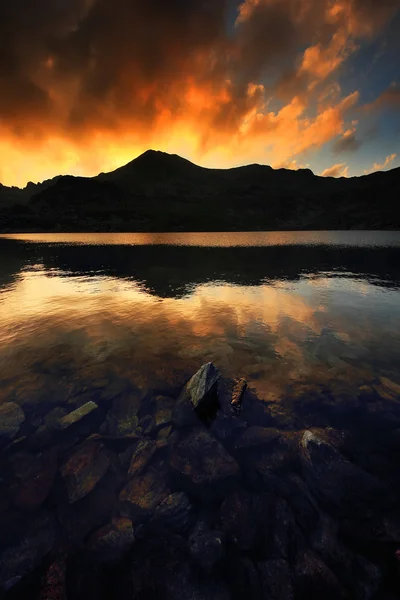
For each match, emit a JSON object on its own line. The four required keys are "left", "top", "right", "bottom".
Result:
{"left": 0, "top": 403, "right": 25, "bottom": 446}
{"left": 38, "top": 555, "right": 67, "bottom": 600}
{"left": 60, "top": 441, "right": 111, "bottom": 503}
{"left": 14, "top": 450, "right": 58, "bottom": 510}
{"left": 100, "top": 394, "right": 140, "bottom": 437}
{"left": 257, "top": 559, "right": 294, "bottom": 600}
{"left": 119, "top": 470, "right": 171, "bottom": 521}
{"left": 220, "top": 489, "right": 262, "bottom": 551}
{"left": 294, "top": 550, "right": 347, "bottom": 600}
{"left": 188, "top": 524, "right": 226, "bottom": 570}
{"left": 58, "top": 401, "right": 99, "bottom": 430}
{"left": 300, "top": 430, "right": 388, "bottom": 518}
{"left": 169, "top": 427, "right": 240, "bottom": 501}
{"left": 153, "top": 492, "right": 193, "bottom": 533}
{"left": 0, "top": 514, "right": 55, "bottom": 590}
{"left": 127, "top": 439, "right": 166, "bottom": 478}
{"left": 88, "top": 517, "right": 135, "bottom": 564}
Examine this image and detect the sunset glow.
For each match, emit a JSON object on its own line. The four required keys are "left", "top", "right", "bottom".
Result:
{"left": 1, "top": 0, "right": 399, "bottom": 186}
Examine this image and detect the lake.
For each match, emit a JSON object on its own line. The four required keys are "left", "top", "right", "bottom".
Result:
{"left": 1, "top": 231, "right": 400, "bottom": 402}
{"left": 1, "top": 231, "right": 400, "bottom": 598}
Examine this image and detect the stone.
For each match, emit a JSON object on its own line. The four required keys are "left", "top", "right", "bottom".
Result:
{"left": 169, "top": 427, "right": 240, "bottom": 501}
{"left": 300, "top": 430, "right": 388, "bottom": 518}
{"left": 310, "top": 515, "right": 381, "bottom": 600}
{"left": 226, "top": 558, "right": 261, "bottom": 600}
{"left": 0, "top": 514, "right": 55, "bottom": 588}
{"left": 220, "top": 489, "right": 261, "bottom": 551}
{"left": 264, "top": 498, "right": 302, "bottom": 562}
{"left": 119, "top": 470, "right": 171, "bottom": 521}
{"left": 60, "top": 441, "right": 111, "bottom": 503}
{"left": 100, "top": 395, "right": 140, "bottom": 437}
{"left": 38, "top": 556, "right": 67, "bottom": 600}
{"left": 0, "top": 403, "right": 25, "bottom": 446}
{"left": 380, "top": 377, "right": 400, "bottom": 396}
{"left": 153, "top": 492, "right": 193, "bottom": 532}
{"left": 14, "top": 450, "right": 58, "bottom": 510}
{"left": 189, "top": 525, "right": 226, "bottom": 570}
{"left": 278, "top": 474, "right": 321, "bottom": 534}
{"left": 294, "top": 551, "right": 348, "bottom": 599}
{"left": 185, "top": 362, "right": 220, "bottom": 414}
{"left": 210, "top": 413, "right": 247, "bottom": 448}
{"left": 127, "top": 439, "right": 167, "bottom": 477}
{"left": 234, "top": 426, "right": 281, "bottom": 450}
{"left": 58, "top": 482, "right": 116, "bottom": 542}
{"left": 58, "top": 401, "right": 98, "bottom": 430}
{"left": 231, "top": 378, "right": 247, "bottom": 413}
{"left": 257, "top": 559, "right": 294, "bottom": 600}
{"left": 88, "top": 517, "right": 135, "bottom": 563}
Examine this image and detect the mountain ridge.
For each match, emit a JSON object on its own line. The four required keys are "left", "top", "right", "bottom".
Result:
{"left": 0, "top": 150, "right": 399, "bottom": 232}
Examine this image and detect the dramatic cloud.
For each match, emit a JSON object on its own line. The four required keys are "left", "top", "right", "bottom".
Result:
{"left": 0, "top": 0, "right": 399, "bottom": 185}
{"left": 364, "top": 153, "right": 398, "bottom": 173}
{"left": 361, "top": 86, "right": 400, "bottom": 112}
{"left": 321, "top": 163, "right": 349, "bottom": 177}
{"left": 333, "top": 123, "right": 362, "bottom": 153}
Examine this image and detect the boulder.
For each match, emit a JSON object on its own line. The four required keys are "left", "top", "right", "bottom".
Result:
{"left": 234, "top": 426, "right": 281, "bottom": 450}
{"left": 119, "top": 470, "right": 171, "bottom": 521}
{"left": 87, "top": 517, "right": 135, "bottom": 564}
{"left": 0, "top": 403, "right": 25, "bottom": 446}
{"left": 300, "top": 430, "right": 389, "bottom": 518}
{"left": 153, "top": 492, "right": 194, "bottom": 533}
{"left": 0, "top": 514, "right": 55, "bottom": 589}
{"left": 14, "top": 450, "right": 58, "bottom": 510}
{"left": 220, "top": 489, "right": 262, "bottom": 551}
{"left": 310, "top": 515, "right": 381, "bottom": 600}
{"left": 257, "top": 559, "right": 294, "bottom": 600}
{"left": 294, "top": 551, "right": 347, "bottom": 600}
{"left": 58, "top": 401, "right": 98, "bottom": 430}
{"left": 100, "top": 394, "right": 140, "bottom": 437}
{"left": 172, "top": 364, "right": 221, "bottom": 429}
{"left": 60, "top": 441, "right": 111, "bottom": 503}
{"left": 185, "top": 362, "right": 220, "bottom": 415}
{"left": 189, "top": 524, "right": 226, "bottom": 570}
{"left": 169, "top": 427, "right": 240, "bottom": 501}
{"left": 58, "top": 481, "right": 116, "bottom": 542}
{"left": 127, "top": 439, "right": 166, "bottom": 478}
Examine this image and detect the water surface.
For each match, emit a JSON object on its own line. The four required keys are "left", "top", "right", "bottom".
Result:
{"left": 1, "top": 231, "right": 399, "bottom": 403}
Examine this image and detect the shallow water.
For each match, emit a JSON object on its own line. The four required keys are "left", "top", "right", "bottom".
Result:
{"left": 0, "top": 231, "right": 399, "bottom": 403}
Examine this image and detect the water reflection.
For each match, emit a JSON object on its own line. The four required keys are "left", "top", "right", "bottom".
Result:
{"left": 0, "top": 232, "right": 399, "bottom": 403}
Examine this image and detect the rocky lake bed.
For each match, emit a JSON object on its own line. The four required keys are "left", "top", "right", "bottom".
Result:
{"left": 1, "top": 363, "right": 400, "bottom": 599}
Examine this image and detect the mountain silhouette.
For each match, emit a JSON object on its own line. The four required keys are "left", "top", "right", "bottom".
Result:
{"left": 0, "top": 150, "right": 399, "bottom": 232}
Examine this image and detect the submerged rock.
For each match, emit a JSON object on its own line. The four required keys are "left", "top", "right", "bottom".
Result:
{"left": 169, "top": 427, "right": 240, "bottom": 501}
{"left": 88, "top": 517, "right": 135, "bottom": 563}
{"left": 60, "top": 441, "right": 111, "bottom": 503}
{"left": 257, "top": 559, "right": 293, "bottom": 600}
{"left": 14, "top": 450, "right": 58, "bottom": 510}
{"left": 153, "top": 492, "right": 193, "bottom": 533}
{"left": 119, "top": 470, "right": 171, "bottom": 521}
{"left": 189, "top": 526, "right": 226, "bottom": 570}
{"left": 0, "top": 402, "right": 25, "bottom": 446}
{"left": 300, "top": 430, "right": 388, "bottom": 518}
{"left": 220, "top": 489, "right": 262, "bottom": 551}
{"left": 127, "top": 439, "right": 166, "bottom": 477}
{"left": 294, "top": 551, "right": 347, "bottom": 599}
{"left": 0, "top": 514, "right": 55, "bottom": 589}
{"left": 58, "top": 401, "right": 98, "bottom": 430}
{"left": 38, "top": 556, "right": 67, "bottom": 600}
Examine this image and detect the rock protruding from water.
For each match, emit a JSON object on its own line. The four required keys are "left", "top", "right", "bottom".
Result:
{"left": 60, "top": 441, "right": 111, "bottom": 503}
{"left": 0, "top": 402, "right": 25, "bottom": 446}
{"left": 185, "top": 362, "right": 220, "bottom": 420}
{"left": 170, "top": 427, "right": 240, "bottom": 500}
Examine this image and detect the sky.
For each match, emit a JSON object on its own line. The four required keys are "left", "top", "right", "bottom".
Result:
{"left": 0, "top": 0, "right": 399, "bottom": 187}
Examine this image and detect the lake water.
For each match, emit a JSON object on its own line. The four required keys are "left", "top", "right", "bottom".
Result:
{"left": 1, "top": 231, "right": 400, "bottom": 597}
{"left": 1, "top": 231, "right": 400, "bottom": 404}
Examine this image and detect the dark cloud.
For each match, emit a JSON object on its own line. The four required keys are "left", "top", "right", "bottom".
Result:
{"left": 333, "top": 131, "right": 362, "bottom": 153}
{"left": 0, "top": 0, "right": 398, "bottom": 143}
{"left": 361, "top": 87, "right": 400, "bottom": 112}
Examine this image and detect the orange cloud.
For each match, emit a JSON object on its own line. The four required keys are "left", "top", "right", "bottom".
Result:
{"left": 364, "top": 153, "right": 398, "bottom": 174}
{"left": 0, "top": 0, "right": 397, "bottom": 186}
{"left": 321, "top": 163, "right": 349, "bottom": 177}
